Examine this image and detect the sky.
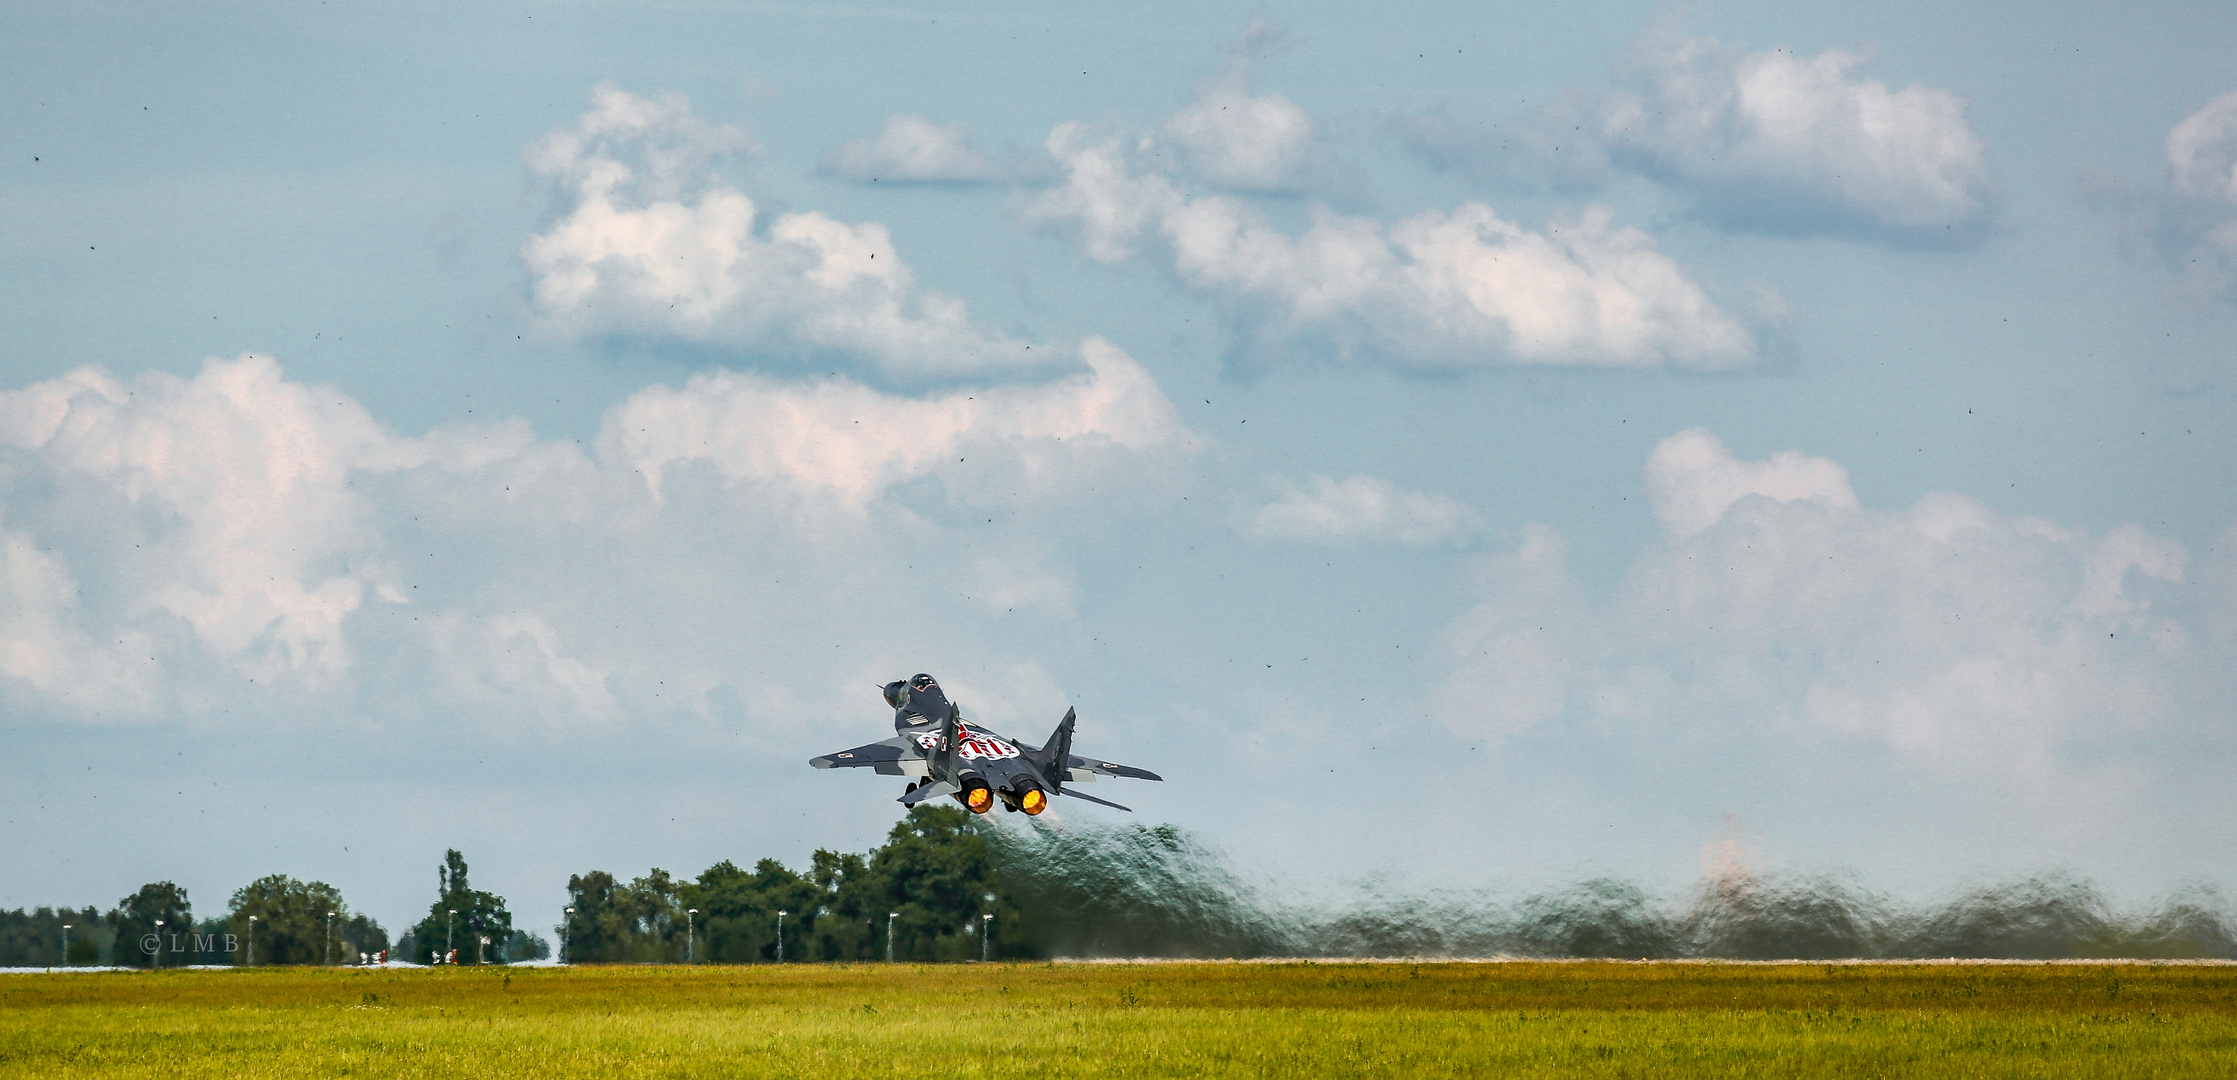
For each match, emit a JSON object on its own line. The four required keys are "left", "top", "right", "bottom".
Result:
{"left": 3, "top": 0, "right": 2235, "bottom": 935}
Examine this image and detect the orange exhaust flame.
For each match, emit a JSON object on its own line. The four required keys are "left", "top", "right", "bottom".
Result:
{"left": 1020, "top": 788, "right": 1046, "bottom": 815}
{"left": 964, "top": 786, "right": 993, "bottom": 814}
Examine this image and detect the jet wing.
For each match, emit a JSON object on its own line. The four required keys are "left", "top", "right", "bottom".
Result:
{"left": 899, "top": 779, "right": 958, "bottom": 806}
{"left": 809, "top": 736, "right": 927, "bottom": 776}
{"left": 1063, "top": 754, "right": 1163, "bottom": 782}
{"left": 1060, "top": 787, "right": 1134, "bottom": 812}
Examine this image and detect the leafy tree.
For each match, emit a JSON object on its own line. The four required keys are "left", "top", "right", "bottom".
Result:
{"left": 109, "top": 882, "right": 191, "bottom": 968}
{"left": 803, "top": 850, "right": 881, "bottom": 961}
{"left": 406, "top": 850, "right": 512, "bottom": 964}
{"left": 341, "top": 914, "right": 390, "bottom": 961}
{"left": 683, "top": 858, "right": 821, "bottom": 963}
{"left": 612, "top": 868, "right": 686, "bottom": 962}
{"left": 504, "top": 929, "right": 550, "bottom": 961}
{"left": 560, "top": 870, "right": 617, "bottom": 963}
{"left": 869, "top": 805, "right": 1023, "bottom": 960}
{"left": 0, "top": 906, "right": 103, "bottom": 967}
{"left": 230, "top": 875, "right": 358, "bottom": 965}
{"left": 558, "top": 807, "right": 1023, "bottom": 966}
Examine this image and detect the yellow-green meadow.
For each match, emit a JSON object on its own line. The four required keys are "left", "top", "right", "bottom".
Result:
{"left": 4, "top": 961, "right": 2234, "bottom": 1078}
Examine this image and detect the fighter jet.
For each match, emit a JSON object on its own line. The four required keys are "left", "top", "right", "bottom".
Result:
{"left": 809, "top": 673, "right": 1161, "bottom": 814}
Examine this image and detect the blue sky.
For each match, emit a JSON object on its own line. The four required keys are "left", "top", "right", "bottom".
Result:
{"left": 4, "top": 0, "right": 2235, "bottom": 932}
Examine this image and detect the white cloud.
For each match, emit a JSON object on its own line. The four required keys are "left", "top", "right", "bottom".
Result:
{"left": 1435, "top": 431, "right": 2208, "bottom": 783}
{"left": 2170, "top": 92, "right": 2237, "bottom": 205}
{"left": 1246, "top": 475, "right": 1482, "bottom": 547}
{"left": 2099, "top": 90, "right": 2237, "bottom": 304}
{"left": 1525, "top": 30, "right": 1994, "bottom": 242}
{"left": 1160, "top": 67, "right": 1345, "bottom": 196}
{"left": 0, "top": 350, "right": 1193, "bottom": 729}
{"left": 1028, "top": 124, "right": 1760, "bottom": 371}
{"left": 602, "top": 336, "right": 1186, "bottom": 507}
{"left": 824, "top": 114, "right": 1004, "bottom": 184}
{"left": 0, "top": 356, "right": 422, "bottom": 691}
{"left": 525, "top": 84, "right": 1045, "bottom": 381}
{"left": 0, "top": 520, "right": 155, "bottom": 713}
{"left": 1645, "top": 429, "right": 1859, "bottom": 539}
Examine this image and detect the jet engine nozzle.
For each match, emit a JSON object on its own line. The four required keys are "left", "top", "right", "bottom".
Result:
{"left": 1018, "top": 786, "right": 1047, "bottom": 815}
{"left": 961, "top": 779, "right": 994, "bottom": 815}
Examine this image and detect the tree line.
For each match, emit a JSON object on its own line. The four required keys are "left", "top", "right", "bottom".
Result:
{"left": 562, "top": 805, "right": 1024, "bottom": 963}
{"left": 0, "top": 848, "right": 546, "bottom": 968}
{"left": 3, "top": 805, "right": 1016, "bottom": 967}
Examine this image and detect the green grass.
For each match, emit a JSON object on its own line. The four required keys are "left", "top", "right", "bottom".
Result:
{"left": 4, "top": 961, "right": 2234, "bottom": 1078}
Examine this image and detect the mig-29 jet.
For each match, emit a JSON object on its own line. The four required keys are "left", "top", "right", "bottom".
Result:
{"left": 809, "top": 673, "right": 1161, "bottom": 814}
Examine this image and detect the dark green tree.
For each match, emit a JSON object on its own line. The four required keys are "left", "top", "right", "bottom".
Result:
{"left": 340, "top": 914, "right": 390, "bottom": 961}
{"left": 504, "top": 929, "right": 551, "bottom": 960}
{"left": 109, "top": 882, "right": 191, "bottom": 968}
{"left": 683, "top": 858, "right": 821, "bottom": 963}
{"left": 560, "top": 868, "right": 688, "bottom": 962}
{"left": 868, "top": 805, "right": 1023, "bottom": 961}
{"left": 407, "top": 850, "right": 513, "bottom": 964}
{"left": 560, "top": 870, "right": 617, "bottom": 963}
{"left": 0, "top": 906, "right": 103, "bottom": 967}
{"left": 230, "top": 875, "right": 356, "bottom": 965}
{"left": 803, "top": 849, "right": 881, "bottom": 961}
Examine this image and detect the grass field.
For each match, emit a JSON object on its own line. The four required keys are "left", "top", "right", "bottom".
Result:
{"left": 4, "top": 961, "right": 2234, "bottom": 1078}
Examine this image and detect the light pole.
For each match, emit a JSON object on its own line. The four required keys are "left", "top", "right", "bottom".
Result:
{"left": 562, "top": 907, "right": 574, "bottom": 964}
{"left": 981, "top": 913, "right": 993, "bottom": 962}
{"left": 478, "top": 936, "right": 489, "bottom": 965}
{"left": 60, "top": 923, "right": 72, "bottom": 967}
{"left": 886, "top": 913, "right": 898, "bottom": 962}
{"left": 775, "top": 911, "right": 787, "bottom": 963}
{"left": 246, "top": 915, "right": 257, "bottom": 966}
{"left": 326, "top": 912, "right": 337, "bottom": 966}
{"left": 446, "top": 909, "right": 457, "bottom": 965}
{"left": 685, "top": 909, "right": 698, "bottom": 964}
{"left": 152, "top": 919, "right": 164, "bottom": 969}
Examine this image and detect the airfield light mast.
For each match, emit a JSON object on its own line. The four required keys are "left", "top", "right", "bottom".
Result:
{"left": 562, "top": 907, "right": 574, "bottom": 964}
{"left": 326, "top": 912, "right": 337, "bottom": 966}
{"left": 686, "top": 909, "right": 698, "bottom": 963}
{"left": 446, "top": 910, "right": 457, "bottom": 965}
{"left": 887, "top": 913, "right": 898, "bottom": 962}
{"left": 60, "top": 923, "right": 71, "bottom": 967}
{"left": 246, "top": 915, "right": 257, "bottom": 966}
{"left": 981, "top": 913, "right": 994, "bottom": 962}
{"left": 776, "top": 911, "right": 788, "bottom": 963}
{"left": 152, "top": 919, "right": 164, "bottom": 969}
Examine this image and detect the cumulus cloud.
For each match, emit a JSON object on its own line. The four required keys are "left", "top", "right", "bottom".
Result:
{"left": 1645, "top": 429, "right": 1859, "bottom": 539}
{"left": 824, "top": 114, "right": 1005, "bottom": 184}
{"left": 1246, "top": 475, "right": 1483, "bottom": 547}
{"left": 0, "top": 357, "right": 427, "bottom": 693}
{"left": 1160, "top": 65, "right": 1351, "bottom": 197}
{"left": 1490, "top": 30, "right": 1996, "bottom": 243}
{"left": 525, "top": 84, "right": 1046, "bottom": 381}
{"left": 2092, "top": 90, "right": 2237, "bottom": 304}
{"left": 1433, "top": 432, "right": 2208, "bottom": 784}
{"left": 1028, "top": 124, "right": 1761, "bottom": 372}
{"left": 603, "top": 336, "right": 1187, "bottom": 506}
{"left": 0, "top": 351, "right": 1193, "bottom": 728}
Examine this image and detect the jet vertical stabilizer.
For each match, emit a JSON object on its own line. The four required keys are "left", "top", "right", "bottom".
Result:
{"left": 1038, "top": 707, "right": 1077, "bottom": 794}
{"left": 932, "top": 702, "right": 961, "bottom": 777}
